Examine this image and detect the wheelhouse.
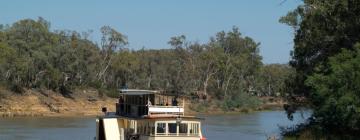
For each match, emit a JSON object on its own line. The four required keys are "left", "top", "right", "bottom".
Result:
{"left": 116, "top": 89, "right": 185, "bottom": 117}
{"left": 96, "top": 89, "right": 205, "bottom": 140}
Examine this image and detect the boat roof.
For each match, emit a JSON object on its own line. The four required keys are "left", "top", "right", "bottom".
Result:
{"left": 143, "top": 115, "right": 204, "bottom": 120}
{"left": 119, "top": 89, "right": 187, "bottom": 97}
{"left": 119, "top": 89, "right": 158, "bottom": 95}
{"left": 101, "top": 114, "right": 204, "bottom": 120}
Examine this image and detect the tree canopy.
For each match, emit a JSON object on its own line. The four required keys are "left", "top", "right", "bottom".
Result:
{"left": 0, "top": 18, "right": 292, "bottom": 110}
{"left": 281, "top": 0, "right": 360, "bottom": 136}
{"left": 280, "top": 0, "right": 360, "bottom": 97}
{"left": 306, "top": 44, "right": 360, "bottom": 134}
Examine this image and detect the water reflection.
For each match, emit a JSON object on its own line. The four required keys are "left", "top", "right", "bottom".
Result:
{"left": 0, "top": 111, "right": 310, "bottom": 140}
{"left": 0, "top": 117, "right": 95, "bottom": 140}
{"left": 201, "top": 110, "right": 311, "bottom": 140}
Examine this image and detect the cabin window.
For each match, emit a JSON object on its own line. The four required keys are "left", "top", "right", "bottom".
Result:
{"left": 179, "top": 123, "right": 188, "bottom": 134}
{"left": 189, "top": 123, "right": 199, "bottom": 136}
{"left": 167, "top": 123, "right": 177, "bottom": 134}
{"left": 156, "top": 123, "right": 166, "bottom": 134}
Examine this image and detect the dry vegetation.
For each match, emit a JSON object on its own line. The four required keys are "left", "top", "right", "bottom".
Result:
{"left": 0, "top": 88, "right": 115, "bottom": 117}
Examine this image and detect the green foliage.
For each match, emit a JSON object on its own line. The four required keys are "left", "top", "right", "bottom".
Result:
{"left": 221, "top": 91, "right": 262, "bottom": 111}
{"left": 280, "top": 0, "right": 360, "bottom": 137}
{"left": 281, "top": 0, "right": 360, "bottom": 135}
{"left": 306, "top": 44, "right": 360, "bottom": 133}
{"left": 0, "top": 18, "right": 291, "bottom": 112}
{"left": 281, "top": 0, "right": 360, "bottom": 97}
{"left": 190, "top": 101, "right": 210, "bottom": 112}
{"left": 257, "top": 64, "right": 294, "bottom": 96}
{"left": 0, "top": 18, "right": 102, "bottom": 94}
{"left": 98, "top": 88, "right": 119, "bottom": 98}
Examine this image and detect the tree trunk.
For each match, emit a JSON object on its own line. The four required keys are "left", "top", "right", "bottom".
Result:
{"left": 224, "top": 71, "right": 233, "bottom": 98}
{"left": 147, "top": 75, "right": 152, "bottom": 88}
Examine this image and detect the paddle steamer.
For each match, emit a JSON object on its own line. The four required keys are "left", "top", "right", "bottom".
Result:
{"left": 96, "top": 89, "right": 206, "bottom": 140}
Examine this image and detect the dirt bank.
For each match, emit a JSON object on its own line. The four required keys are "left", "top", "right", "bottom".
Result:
{"left": 185, "top": 97, "right": 286, "bottom": 115}
{"left": 0, "top": 88, "right": 285, "bottom": 117}
{"left": 0, "top": 88, "right": 116, "bottom": 117}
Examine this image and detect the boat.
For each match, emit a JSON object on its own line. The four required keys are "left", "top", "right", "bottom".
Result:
{"left": 95, "top": 89, "right": 206, "bottom": 140}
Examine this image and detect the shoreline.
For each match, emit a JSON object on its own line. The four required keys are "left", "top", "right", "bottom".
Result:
{"left": 0, "top": 104, "right": 285, "bottom": 118}
{"left": 188, "top": 106, "right": 284, "bottom": 116}
{"left": 0, "top": 89, "right": 116, "bottom": 118}
{"left": 0, "top": 109, "right": 284, "bottom": 118}
{"left": 0, "top": 89, "right": 285, "bottom": 118}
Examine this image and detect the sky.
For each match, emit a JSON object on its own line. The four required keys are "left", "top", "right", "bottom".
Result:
{"left": 0, "top": 0, "right": 302, "bottom": 64}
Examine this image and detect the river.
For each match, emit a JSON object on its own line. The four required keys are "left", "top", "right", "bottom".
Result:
{"left": 0, "top": 110, "right": 310, "bottom": 140}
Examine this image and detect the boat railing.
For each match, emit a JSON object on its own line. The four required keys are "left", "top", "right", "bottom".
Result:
{"left": 148, "top": 105, "right": 184, "bottom": 116}
{"left": 116, "top": 103, "right": 185, "bottom": 117}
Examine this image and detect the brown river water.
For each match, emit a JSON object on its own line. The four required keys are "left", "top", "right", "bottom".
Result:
{"left": 0, "top": 110, "right": 310, "bottom": 140}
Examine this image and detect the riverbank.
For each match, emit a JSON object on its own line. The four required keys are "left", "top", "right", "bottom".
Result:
{"left": 282, "top": 123, "right": 358, "bottom": 140}
{"left": 186, "top": 96, "right": 286, "bottom": 115}
{"left": 0, "top": 88, "right": 116, "bottom": 117}
{"left": 0, "top": 89, "right": 285, "bottom": 117}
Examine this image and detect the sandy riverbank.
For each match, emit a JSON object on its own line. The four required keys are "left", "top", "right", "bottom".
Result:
{"left": 0, "top": 89, "right": 116, "bottom": 117}
{"left": 0, "top": 89, "right": 285, "bottom": 117}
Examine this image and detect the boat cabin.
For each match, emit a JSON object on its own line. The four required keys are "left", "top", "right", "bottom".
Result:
{"left": 116, "top": 89, "right": 185, "bottom": 117}
{"left": 96, "top": 89, "right": 205, "bottom": 140}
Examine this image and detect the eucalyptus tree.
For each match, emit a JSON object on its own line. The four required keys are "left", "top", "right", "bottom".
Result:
{"left": 280, "top": 0, "right": 360, "bottom": 97}
{"left": 281, "top": 0, "right": 360, "bottom": 136}
{"left": 207, "top": 27, "right": 262, "bottom": 99}
{"left": 97, "top": 26, "right": 128, "bottom": 86}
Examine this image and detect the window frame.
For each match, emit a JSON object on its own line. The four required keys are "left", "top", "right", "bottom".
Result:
{"left": 154, "top": 121, "right": 201, "bottom": 136}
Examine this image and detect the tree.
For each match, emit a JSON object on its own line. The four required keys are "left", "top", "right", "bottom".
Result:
{"left": 209, "top": 27, "right": 262, "bottom": 99}
{"left": 1, "top": 18, "right": 290, "bottom": 112}
{"left": 281, "top": 0, "right": 360, "bottom": 136}
{"left": 0, "top": 18, "right": 104, "bottom": 93}
{"left": 281, "top": 0, "right": 360, "bottom": 97}
{"left": 258, "top": 64, "right": 293, "bottom": 96}
{"left": 0, "top": 43, "right": 16, "bottom": 83}
{"left": 198, "top": 45, "right": 218, "bottom": 99}
{"left": 110, "top": 50, "right": 139, "bottom": 88}
{"left": 306, "top": 44, "right": 360, "bottom": 134}
{"left": 167, "top": 35, "right": 193, "bottom": 94}
{"left": 97, "top": 26, "right": 128, "bottom": 85}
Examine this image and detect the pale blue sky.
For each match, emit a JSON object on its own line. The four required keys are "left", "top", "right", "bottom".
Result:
{"left": 0, "top": 0, "right": 302, "bottom": 64}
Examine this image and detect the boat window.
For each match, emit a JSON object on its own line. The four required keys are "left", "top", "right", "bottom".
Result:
{"left": 167, "top": 123, "right": 177, "bottom": 134}
{"left": 156, "top": 123, "right": 166, "bottom": 134}
{"left": 179, "top": 123, "right": 188, "bottom": 134}
{"left": 189, "top": 123, "right": 199, "bottom": 136}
